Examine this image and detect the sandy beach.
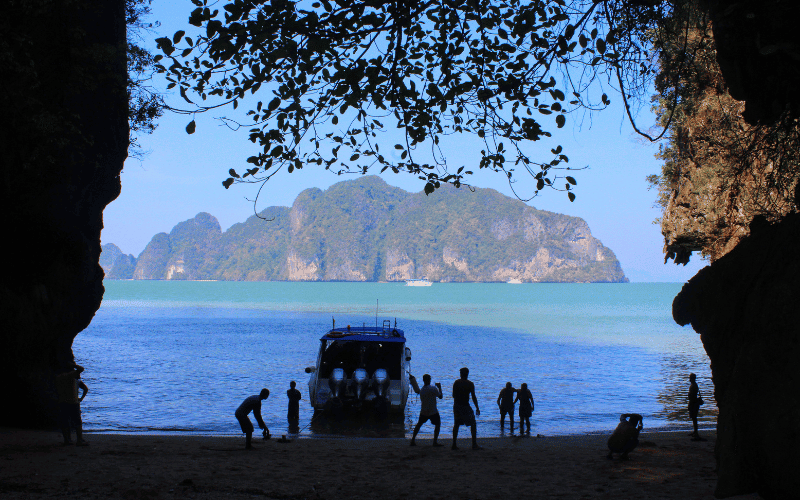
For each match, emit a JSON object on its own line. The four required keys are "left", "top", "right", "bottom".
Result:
{"left": 0, "top": 428, "right": 762, "bottom": 499}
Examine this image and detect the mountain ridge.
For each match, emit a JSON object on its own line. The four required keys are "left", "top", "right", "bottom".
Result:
{"left": 103, "top": 176, "right": 628, "bottom": 283}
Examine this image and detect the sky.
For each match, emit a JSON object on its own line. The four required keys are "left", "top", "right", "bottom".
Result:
{"left": 102, "top": 1, "right": 708, "bottom": 283}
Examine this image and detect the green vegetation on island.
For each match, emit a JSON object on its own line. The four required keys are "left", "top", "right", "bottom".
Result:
{"left": 105, "top": 176, "right": 627, "bottom": 283}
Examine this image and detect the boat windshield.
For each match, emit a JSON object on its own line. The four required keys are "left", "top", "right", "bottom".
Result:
{"left": 318, "top": 340, "right": 403, "bottom": 379}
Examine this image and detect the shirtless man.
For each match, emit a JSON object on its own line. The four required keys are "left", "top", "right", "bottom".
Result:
{"left": 452, "top": 367, "right": 481, "bottom": 450}
{"left": 235, "top": 389, "right": 269, "bottom": 449}
{"left": 496, "top": 382, "right": 517, "bottom": 433}
{"left": 409, "top": 374, "right": 443, "bottom": 447}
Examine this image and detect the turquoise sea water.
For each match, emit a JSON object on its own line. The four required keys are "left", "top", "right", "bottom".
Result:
{"left": 75, "top": 281, "right": 716, "bottom": 438}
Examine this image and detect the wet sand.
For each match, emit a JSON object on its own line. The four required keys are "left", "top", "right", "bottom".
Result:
{"left": 0, "top": 428, "right": 759, "bottom": 499}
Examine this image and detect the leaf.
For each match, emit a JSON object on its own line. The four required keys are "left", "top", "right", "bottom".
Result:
{"left": 566, "top": 176, "right": 576, "bottom": 185}
{"left": 596, "top": 39, "right": 606, "bottom": 55}
{"left": 424, "top": 182, "right": 435, "bottom": 195}
{"left": 186, "top": 120, "right": 196, "bottom": 134}
{"left": 268, "top": 97, "right": 281, "bottom": 111}
{"left": 173, "top": 30, "right": 185, "bottom": 44}
{"left": 556, "top": 114, "right": 565, "bottom": 128}
{"left": 568, "top": 191, "right": 576, "bottom": 202}
{"left": 222, "top": 178, "right": 234, "bottom": 189}
{"left": 350, "top": 154, "right": 360, "bottom": 161}
{"left": 229, "top": 168, "right": 240, "bottom": 178}
{"left": 536, "top": 178, "right": 545, "bottom": 190}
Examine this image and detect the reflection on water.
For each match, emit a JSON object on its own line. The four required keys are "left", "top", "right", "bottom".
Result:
{"left": 655, "top": 353, "right": 717, "bottom": 425}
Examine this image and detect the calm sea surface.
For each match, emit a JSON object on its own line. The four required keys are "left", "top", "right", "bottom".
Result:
{"left": 75, "top": 281, "right": 717, "bottom": 438}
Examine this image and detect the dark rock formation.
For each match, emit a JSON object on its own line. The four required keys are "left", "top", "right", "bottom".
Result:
{"left": 705, "top": 0, "right": 800, "bottom": 123}
{"left": 673, "top": 213, "right": 800, "bottom": 499}
{"left": 0, "top": 1, "right": 128, "bottom": 426}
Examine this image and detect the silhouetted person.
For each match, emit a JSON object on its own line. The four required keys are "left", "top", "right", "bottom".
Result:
{"left": 55, "top": 364, "right": 89, "bottom": 446}
{"left": 688, "top": 373, "right": 705, "bottom": 441}
{"left": 497, "top": 382, "right": 517, "bottom": 433}
{"left": 287, "top": 381, "right": 302, "bottom": 431}
{"left": 452, "top": 367, "right": 481, "bottom": 450}
{"left": 409, "top": 374, "right": 443, "bottom": 447}
{"left": 607, "top": 413, "right": 643, "bottom": 459}
{"left": 236, "top": 389, "right": 269, "bottom": 449}
{"left": 515, "top": 382, "right": 534, "bottom": 435}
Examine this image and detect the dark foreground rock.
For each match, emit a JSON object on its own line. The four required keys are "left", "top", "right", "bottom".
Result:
{"left": 673, "top": 213, "right": 800, "bottom": 499}
{"left": 0, "top": 1, "right": 128, "bottom": 427}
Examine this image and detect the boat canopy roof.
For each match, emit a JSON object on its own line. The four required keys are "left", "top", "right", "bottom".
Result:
{"left": 321, "top": 326, "right": 405, "bottom": 343}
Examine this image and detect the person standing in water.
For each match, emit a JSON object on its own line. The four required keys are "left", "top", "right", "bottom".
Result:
{"left": 235, "top": 389, "right": 269, "bottom": 449}
{"left": 409, "top": 373, "right": 444, "bottom": 447}
{"left": 688, "top": 373, "right": 705, "bottom": 441}
{"left": 287, "top": 381, "right": 302, "bottom": 432}
{"left": 452, "top": 367, "right": 481, "bottom": 450}
{"left": 496, "top": 382, "right": 517, "bottom": 433}
{"left": 515, "top": 382, "right": 535, "bottom": 435}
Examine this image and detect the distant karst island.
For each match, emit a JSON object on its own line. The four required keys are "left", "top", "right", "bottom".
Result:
{"left": 102, "top": 176, "right": 628, "bottom": 283}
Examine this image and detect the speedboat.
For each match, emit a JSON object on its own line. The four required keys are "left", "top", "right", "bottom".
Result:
{"left": 405, "top": 277, "right": 432, "bottom": 286}
{"left": 305, "top": 320, "right": 411, "bottom": 417}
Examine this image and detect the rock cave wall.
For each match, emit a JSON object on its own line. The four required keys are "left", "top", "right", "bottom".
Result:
{"left": 0, "top": 0, "right": 128, "bottom": 427}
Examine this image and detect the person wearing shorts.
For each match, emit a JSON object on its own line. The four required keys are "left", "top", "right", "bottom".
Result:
{"left": 452, "top": 367, "right": 481, "bottom": 450}
{"left": 497, "top": 382, "right": 517, "bottom": 433}
{"left": 409, "top": 373, "right": 443, "bottom": 446}
{"left": 235, "top": 389, "right": 269, "bottom": 449}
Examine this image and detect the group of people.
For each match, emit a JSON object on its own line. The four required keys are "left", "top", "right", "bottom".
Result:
{"left": 235, "top": 370, "right": 707, "bottom": 453}
{"left": 408, "top": 368, "right": 536, "bottom": 449}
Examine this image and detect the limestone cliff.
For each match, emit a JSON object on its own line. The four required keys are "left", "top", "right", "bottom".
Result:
{"left": 653, "top": 1, "right": 800, "bottom": 497}
{"left": 0, "top": 1, "right": 128, "bottom": 427}
{"left": 125, "top": 176, "right": 627, "bottom": 283}
{"left": 673, "top": 214, "right": 800, "bottom": 499}
{"left": 101, "top": 243, "right": 136, "bottom": 279}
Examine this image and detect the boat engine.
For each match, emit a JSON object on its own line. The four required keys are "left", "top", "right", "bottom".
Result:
{"left": 351, "top": 368, "right": 370, "bottom": 400}
{"left": 328, "top": 367, "right": 347, "bottom": 399}
{"left": 371, "top": 368, "right": 390, "bottom": 398}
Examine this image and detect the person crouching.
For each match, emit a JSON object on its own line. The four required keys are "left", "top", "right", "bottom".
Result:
{"left": 606, "top": 413, "right": 643, "bottom": 460}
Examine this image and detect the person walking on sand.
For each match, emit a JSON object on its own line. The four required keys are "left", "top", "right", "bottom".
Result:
{"left": 409, "top": 373, "right": 443, "bottom": 447}
{"left": 497, "top": 382, "right": 517, "bottom": 433}
{"left": 607, "top": 413, "right": 643, "bottom": 459}
{"left": 287, "top": 381, "right": 302, "bottom": 431}
{"left": 452, "top": 367, "right": 481, "bottom": 450}
{"left": 55, "top": 363, "right": 89, "bottom": 446}
{"left": 236, "top": 389, "right": 269, "bottom": 449}
{"left": 688, "top": 373, "right": 705, "bottom": 441}
{"left": 515, "top": 382, "right": 534, "bottom": 435}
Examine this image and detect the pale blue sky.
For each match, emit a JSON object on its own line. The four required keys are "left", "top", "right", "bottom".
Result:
{"left": 102, "top": 1, "right": 707, "bottom": 282}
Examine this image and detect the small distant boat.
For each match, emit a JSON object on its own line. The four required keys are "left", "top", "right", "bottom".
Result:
{"left": 405, "top": 278, "right": 432, "bottom": 286}
{"left": 507, "top": 278, "right": 523, "bottom": 284}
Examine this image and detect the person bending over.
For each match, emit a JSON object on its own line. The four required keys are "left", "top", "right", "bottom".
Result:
{"left": 409, "top": 373, "right": 443, "bottom": 447}
{"left": 452, "top": 367, "right": 481, "bottom": 450}
{"left": 236, "top": 389, "right": 269, "bottom": 449}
